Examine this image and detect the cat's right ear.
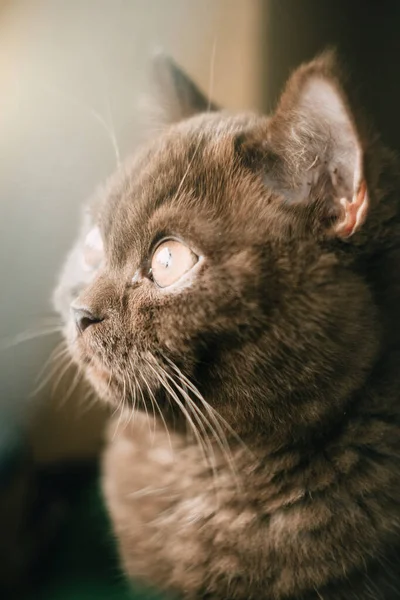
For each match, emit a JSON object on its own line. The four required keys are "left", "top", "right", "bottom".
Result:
{"left": 238, "top": 52, "right": 370, "bottom": 239}
{"left": 151, "top": 51, "right": 218, "bottom": 124}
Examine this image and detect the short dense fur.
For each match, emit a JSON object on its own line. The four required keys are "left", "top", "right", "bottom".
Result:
{"left": 55, "top": 53, "right": 400, "bottom": 599}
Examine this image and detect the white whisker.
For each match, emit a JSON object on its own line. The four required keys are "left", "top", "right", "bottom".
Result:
{"left": 40, "top": 81, "right": 121, "bottom": 168}
{"left": 145, "top": 360, "right": 208, "bottom": 461}
{"left": 51, "top": 356, "right": 75, "bottom": 400}
{"left": 163, "top": 353, "right": 251, "bottom": 456}
{"left": 0, "top": 325, "right": 63, "bottom": 351}
{"left": 157, "top": 363, "right": 226, "bottom": 493}
{"left": 29, "top": 345, "right": 71, "bottom": 399}
{"left": 172, "top": 133, "right": 204, "bottom": 203}
{"left": 78, "top": 386, "right": 99, "bottom": 415}
{"left": 34, "top": 341, "right": 68, "bottom": 386}
{"left": 59, "top": 363, "right": 83, "bottom": 408}
{"left": 207, "top": 36, "right": 218, "bottom": 112}
{"left": 128, "top": 368, "right": 140, "bottom": 427}
{"left": 100, "top": 64, "right": 121, "bottom": 167}
{"left": 159, "top": 353, "right": 251, "bottom": 492}
{"left": 145, "top": 357, "right": 222, "bottom": 501}
{"left": 139, "top": 370, "right": 170, "bottom": 449}
{"left": 127, "top": 486, "right": 170, "bottom": 499}
{"left": 112, "top": 375, "right": 128, "bottom": 440}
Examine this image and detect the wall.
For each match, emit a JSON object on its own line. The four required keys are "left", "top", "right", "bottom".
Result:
{"left": 0, "top": 0, "right": 266, "bottom": 461}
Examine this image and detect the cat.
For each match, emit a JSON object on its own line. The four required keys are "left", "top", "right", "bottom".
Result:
{"left": 54, "top": 51, "right": 400, "bottom": 599}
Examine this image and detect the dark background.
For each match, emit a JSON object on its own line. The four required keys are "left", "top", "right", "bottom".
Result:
{"left": 265, "top": 0, "right": 400, "bottom": 153}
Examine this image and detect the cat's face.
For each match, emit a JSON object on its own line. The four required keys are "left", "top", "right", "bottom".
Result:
{"left": 55, "top": 53, "right": 380, "bottom": 439}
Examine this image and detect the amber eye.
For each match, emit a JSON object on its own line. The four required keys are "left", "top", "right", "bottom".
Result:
{"left": 150, "top": 239, "right": 199, "bottom": 288}
{"left": 82, "top": 226, "right": 104, "bottom": 272}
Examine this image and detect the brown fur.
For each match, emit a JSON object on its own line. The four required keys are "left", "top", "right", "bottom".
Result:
{"left": 55, "top": 53, "right": 400, "bottom": 599}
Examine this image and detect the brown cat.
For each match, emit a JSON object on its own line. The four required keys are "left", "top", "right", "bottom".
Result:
{"left": 54, "top": 52, "right": 400, "bottom": 599}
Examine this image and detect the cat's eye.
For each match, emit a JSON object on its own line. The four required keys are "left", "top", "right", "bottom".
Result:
{"left": 150, "top": 239, "right": 199, "bottom": 288}
{"left": 82, "top": 226, "right": 104, "bottom": 272}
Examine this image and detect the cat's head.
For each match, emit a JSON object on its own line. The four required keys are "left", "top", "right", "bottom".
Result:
{"left": 55, "top": 52, "right": 383, "bottom": 441}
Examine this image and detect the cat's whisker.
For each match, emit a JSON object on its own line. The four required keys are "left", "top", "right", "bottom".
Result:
{"left": 109, "top": 364, "right": 124, "bottom": 417}
{"left": 105, "top": 368, "right": 114, "bottom": 404}
{"left": 146, "top": 358, "right": 222, "bottom": 501}
{"left": 101, "top": 68, "right": 121, "bottom": 167}
{"left": 110, "top": 389, "right": 121, "bottom": 419}
{"left": 163, "top": 354, "right": 251, "bottom": 456}
{"left": 29, "top": 345, "right": 71, "bottom": 399}
{"left": 112, "top": 404, "right": 124, "bottom": 440}
{"left": 58, "top": 363, "right": 84, "bottom": 409}
{"left": 78, "top": 385, "right": 99, "bottom": 416}
{"left": 40, "top": 81, "right": 121, "bottom": 169}
{"left": 162, "top": 356, "right": 243, "bottom": 454}
{"left": 123, "top": 359, "right": 140, "bottom": 430}
{"left": 112, "top": 373, "right": 128, "bottom": 440}
{"left": 128, "top": 368, "right": 140, "bottom": 427}
{"left": 180, "top": 375, "right": 242, "bottom": 473}
{"left": 126, "top": 486, "right": 170, "bottom": 500}
{"left": 140, "top": 364, "right": 173, "bottom": 456}
{"left": 122, "top": 375, "right": 127, "bottom": 405}
{"left": 30, "top": 350, "right": 73, "bottom": 401}
{"left": 207, "top": 36, "right": 217, "bottom": 112}
{"left": 34, "top": 340, "right": 68, "bottom": 386}
{"left": 139, "top": 370, "right": 161, "bottom": 445}
{"left": 156, "top": 364, "right": 226, "bottom": 496}
{"left": 134, "top": 367, "right": 153, "bottom": 440}
{"left": 50, "top": 356, "right": 75, "bottom": 400}
{"left": 0, "top": 325, "right": 63, "bottom": 352}
{"left": 172, "top": 131, "right": 204, "bottom": 204}
{"left": 192, "top": 399, "right": 242, "bottom": 493}
{"left": 159, "top": 354, "right": 243, "bottom": 492}
{"left": 30, "top": 366, "right": 60, "bottom": 399}
{"left": 141, "top": 371, "right": 157, "bottom": 442}
{"left": 124, "top": 362, "right": 135, "bottom": 410}
{"left": 167, "top": 374, "right": 221, "bottom": 489}
{"left": 145, "top": 360, "right": 209, "bottom": 464}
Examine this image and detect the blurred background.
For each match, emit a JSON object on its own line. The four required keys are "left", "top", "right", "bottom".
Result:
{"left": 0, "top": 0, "right": 399, "bottom": 598}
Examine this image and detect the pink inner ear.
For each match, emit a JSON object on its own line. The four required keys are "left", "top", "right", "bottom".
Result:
{"left": 335, "top": 180, "right": 368, "bottom": 238}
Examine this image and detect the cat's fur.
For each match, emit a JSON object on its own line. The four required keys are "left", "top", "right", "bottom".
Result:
{"left": 54, "top": 52, "right": 400, "bottom": 599}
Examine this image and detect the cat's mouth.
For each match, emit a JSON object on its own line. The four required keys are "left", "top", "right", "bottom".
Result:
{"left": 78, "top": 356, "right": 115, "bottom": 402}
{"left": 67, "top": 319, "right": 197, "bottom": 413}
{"left": 83, "top": 361, "right": 135, "bottom": 406}
{"left": 74, "top": 343, "right": 162, "bottom": 409}
{"left": 64, "top": 327, "right": 120, "bottom": 402}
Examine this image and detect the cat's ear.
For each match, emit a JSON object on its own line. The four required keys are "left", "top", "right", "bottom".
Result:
{"left": 151, "top": 51, "right": 218, "bottom": 124}
{"left": 261, "top": 52, "right": 368, "bottom": 238}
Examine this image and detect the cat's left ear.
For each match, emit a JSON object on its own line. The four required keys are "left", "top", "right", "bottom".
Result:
{"left": 151, "top": 51, "right": 218, "bottom": 124}
{"left": 260, "top": 52, "right": 369, "bottom": 238}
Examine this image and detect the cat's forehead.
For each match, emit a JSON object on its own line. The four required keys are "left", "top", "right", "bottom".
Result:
{"left": 99, "top": 112, "right": 266, "bottom": 254}
{"left": 123, "top": 111, "right": 262, "bottom": 194}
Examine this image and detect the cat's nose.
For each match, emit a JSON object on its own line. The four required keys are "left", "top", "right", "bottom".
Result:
{"left": 71, "top": 305, "right": 103, "bottom": 333}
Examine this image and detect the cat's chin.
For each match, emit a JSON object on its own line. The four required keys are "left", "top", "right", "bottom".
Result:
{"left": 82, "top": 362, "right": 145, "bottom": 410}
{"left": 81, "top": 363, "right": 119, "bottom": 404}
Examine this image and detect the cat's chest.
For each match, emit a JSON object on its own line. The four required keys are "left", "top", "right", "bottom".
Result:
{"left": 102, "top": 414, "right": 237, "bottom": 531}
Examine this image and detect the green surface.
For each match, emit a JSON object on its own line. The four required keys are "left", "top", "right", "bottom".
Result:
{"left": 33, "top": 477, "right": 165, "bottom": 600}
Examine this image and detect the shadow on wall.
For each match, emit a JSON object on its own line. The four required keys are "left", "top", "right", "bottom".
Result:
{"left": 0, "top": 0, "right": 266, "bottom": 461}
